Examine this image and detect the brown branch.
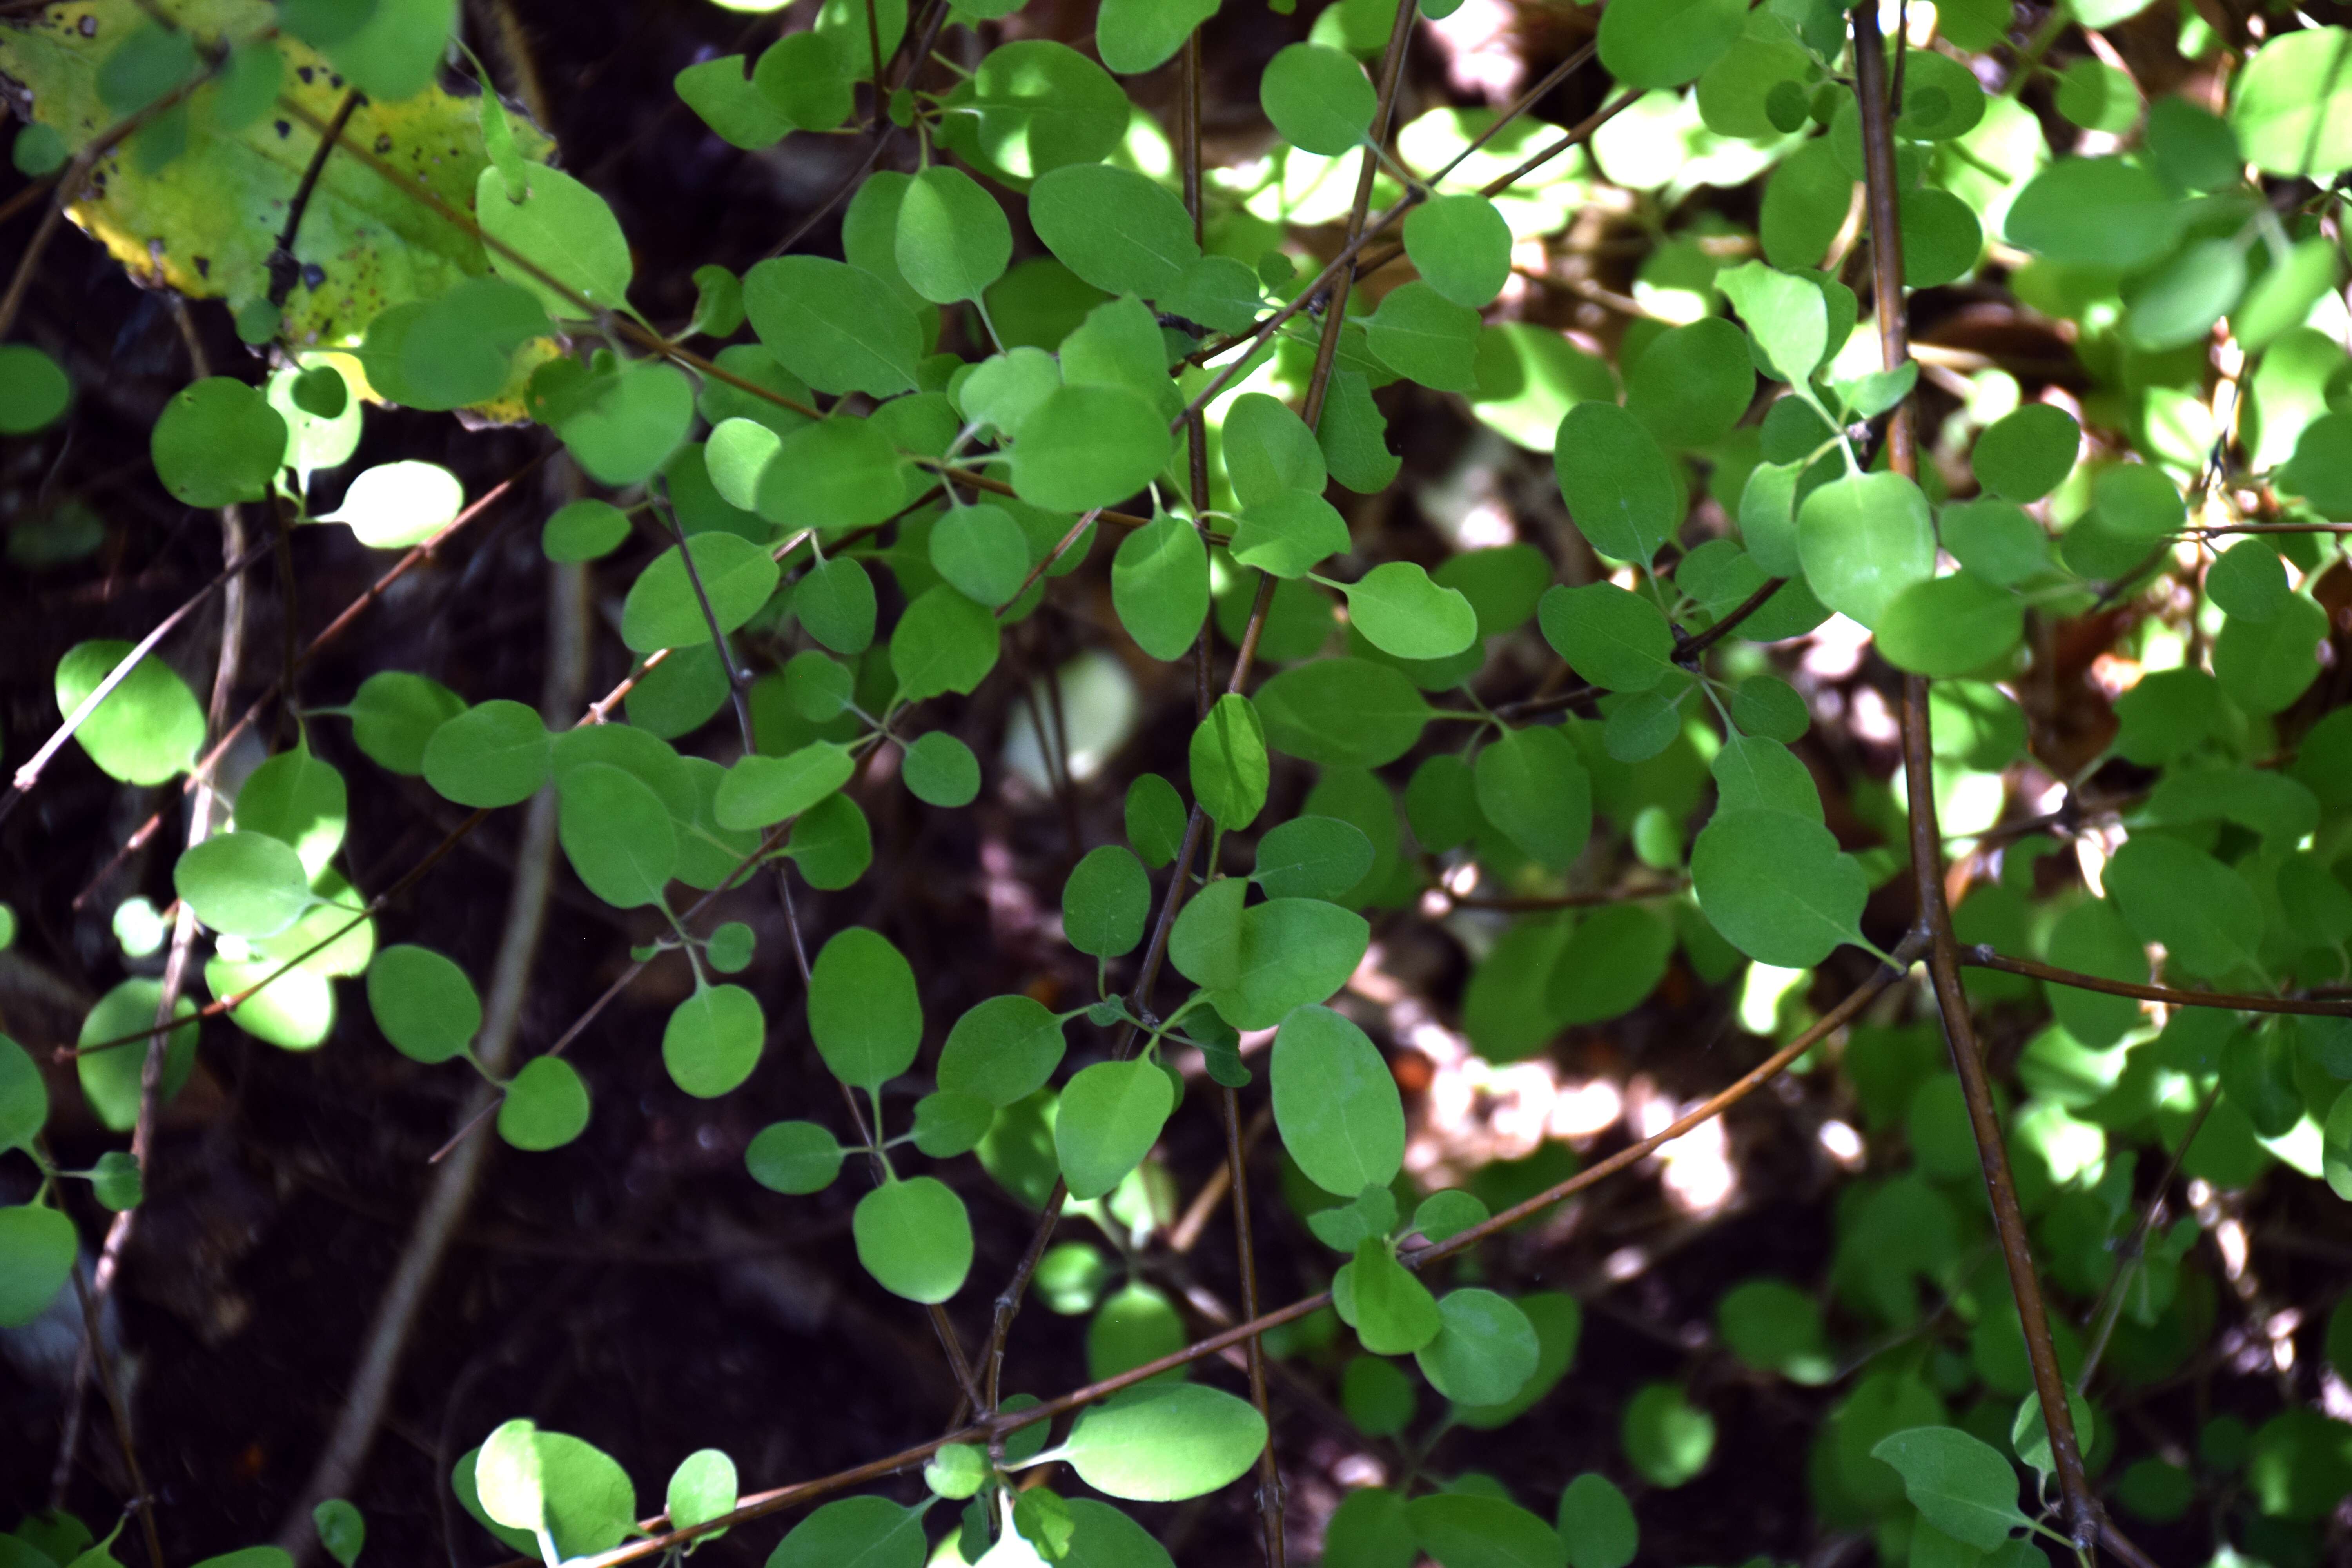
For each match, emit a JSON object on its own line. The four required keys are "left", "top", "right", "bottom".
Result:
{"left": 1853, "top": 4, "right": 2097, "bottom": 1547}
{"left": 1957, "top": 948, "right": 2352, "bottom": 1018}
{"left": 528, "top": 937, "right": 1924, "bottom": 1568}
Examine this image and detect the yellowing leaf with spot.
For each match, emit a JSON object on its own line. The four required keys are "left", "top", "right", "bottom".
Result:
{"left": 0, "top": 0, "right": 556, "bottom": 403}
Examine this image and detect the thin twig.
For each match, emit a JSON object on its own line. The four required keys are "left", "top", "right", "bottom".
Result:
{"left": 267, "top": 88, "right": 363, "bottom": 307}
{"left": 1958, "top": 948, "right": 2352, "bottom": 1018}
{"left": 0, "top": 537, "right": 273, "bottom": 824}
{"left": 1853, "top": 5, "right": 2096, "bottom": 1545}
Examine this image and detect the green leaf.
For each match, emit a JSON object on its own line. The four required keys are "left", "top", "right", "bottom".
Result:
{"left": 2230, "top": 26, "right": 2352, "bottom": 178}
{"left": 662, "top": 983, "right": 764, "bottom": 1097}
{"left": 2004, "top": 156, "right": 2181, "bottom": 269}
{"left": 1189, "top": 693, "right": 1270, "bottom": 831}
{"left": 1796, "top": 471, "right": 1935, "bottom": 628}
{"left": 902, "top": 731, "right": 981, "bottom": 807}
{"left": 744, "top": 256, "right": 921, "bottom": 398}
{"left": 391, "top": 279, "right": 548, "bottom": 411}
{"left": 477, "top": 162, "right": 632, "bottom": 318}
{"left": 2126, "top": 236, "right": 2245, "bottom": 351}
{"left": 1474, "top": 726, "right": 1593, "bottom": 872}
{"left": 1010, "top": 384, "right": 1172, "bottom": 512}
{"left": 2214, "top": 593, "right": 2327, "bottom": 714}
{"left": 891, "top": 584, "right": 1002, "bottom": 702}
{"left": 53, "top": 639, "right": 204, "bottom": 786}
{"left": 1599, "top": 0, "right": 1745, "bottom": 88}
{"left": 1717, "top": 1278, "right": 1833, "bottom": 1382}
{"left": 1899, "top": 187, "right": 1983, "bottom": 289}
{"left": 1367, "top": 281, "right": 1481, "bottom": 392}
{"left": 1553, "top": 401, "right": 1677, "bottom": 563}
{"left": 91, "top": 1151, "right": 145, "bottom": 1212}
{"left": 1126, "top": 773, "right": 1189, "bottom": 867}
{"left": 0, "top": 1036, "right": 47, "bottom": 1151}
{"left": 1272, "top": 1004, "right": 1405, "bottom": 1198}
{"left": 621, "top": 531, "right": 779, "bottom": 654}
{"left": 1098, "top": 0, "right": 1220, "bottom": 73}
{"left": 808, "top": 927, "right": 922, "bottom": 1091}
{"left": 556, "top": 762, "right": 676, "bottom": 908}
{"left": 1205, "top": 897, "right": 1370, "bottom": 1029}
{"left": 1334, "top": 1236, "right": 1443, "bottom": 1353}
{"left": 940, "top": 995, "right": 1068, "bottom": 1107}
{"left": 77, "top": 979, "right": 197, "bottom": 1133}
{"left": 1064, "top": 845, "right": 1151, "bottom": 958}
{"left": 1971, "top": 403, "right": 2079, "bottom": 503}
{"left": 714, "top": 742, "right": 853, "bottom": 830}
{"left": 175, "top": 831, "right": 312, "bottom": 938}
{"left": 1626, "top": 318, "right": 1755, "bottom": 448}
{"left": 675, "top": 54, "right": 791, "bottom": 149}
{"left": 1417, "top": 1289, "right": 1540, "bottom": 1406}
{"left": 1056, "top": 1058, "right": 1176, "bottom": 1200}
{"left": 1224, "top": 393, "right": 1326, "bottom": 507}
{"left": 797, "top": 557, "right": 878, "bottom": 655}
{"left": 1711, "top": 734, "right": 1820, "bottom": 819}
{"left": 746, "top": 1120, "right": 846, "bottom": 1194}
{"left": 2102, "top": 833, "right": 2263, "bottom": 981}
{"left": 768, "top": 1496, "right": 926, "bottom": 1568}
{"left": 756, "top": 415, "right": 906, "bottom": 533}
{"left": 555, "top": 361, "right": 695, "bottom": 486}
{"left": 419, "top": 699, "right": 549, "bottom": 808}
{"left": 0, "top": 343, "right": 71, "bottom": 434}
{"left": 542, "top": 498, "right": 631, "bottom": 563}
{"left": 1690, "top": 807, "right": 1866, "bottom": 967}
{"left": 151, "top": 377, "right": 285, "bottom": 507}
{"left": 2208, "top": 539, "right": 2289, "bottom": 622}
{"left": 1404, "top": 192, "right": 1513, "bottom": 309}
{"left": 1877, "top": 572, "right": 2024, "bottom": 677}
{"left": 1113, "top": 514, "right": 1211, "bottom": 659}
{"left": 958, "top": 38, "right": 1128, "bottom": 178}
{"left": 1339, "top": 562, "right": 1479, "bottom": 661}
{"left": 1870, "top": 1426, "right": 2032, "bottom": 1550}
{"left": 1027, "top": 163, "right": 1201, "bottom": 299}
{"left": 913, "top": 1108, "right": 1010, "bottom": 1184}
{"left": 1321, "top": 367, "right": 1403, "bottom": 490}
{"left": 1231, "top": 490, "right": 1353, "bottom": 579}
{"left": 235, "top": 744, "right": 346, "bottom": 879}
{"left": 1942, "top": 499, "right": 2053, "bottom": 586}
{"left": 1088, "top": 1279, "right": 1189, "bottom": 1381}
{"left": 1547, "top": 904, "right": 1674, "bottom": 1024}
{"left": 1622, "top": 1382, "right": 1715, "bottom": 1488}
{"left": 366, "top": 945, "right": 480, "bottom": 1064}
{"left": 1556, "top": 1474, "right": 1637, "bottom": 1568}
{"left": 854, "top": 1175, "right": 973, "bottom": 1303}
{"left": 1538, "top": 583, "right": 1674, "bottom": 692}
{"left": 753, "top": 31, "right": 855, "bottom": 132}
{"left": 931, "top": 503, "right": 1032, "bottom": 608}
{"left": 1254, "top": 815, "right": 1374, "bottom": 902}
{"left": 1060, "top": 1383, "right": 1268, "bottom": 1502}
{"left": 0, "top": 1204, "right": 76, "bottom": 1327}
{"left": 1259, "top": 42, "right": 1376, "bottom": 154}
{"left": 1255, "top": 658, "right": 1434, "bottom": 766}
{"left": 1405, "top": 1492, "right": 1566, "bottom": 1568}
{"left": 664, "top": 1450, "right": 737, "bottom": 1541}
{"left": 895, "top": 165, "right": 1012, "bottom": 304}
{"left": 311, "top": 1499, "right": 364, "bottom": 1568}
{"left": 498, "top": 1056, "right": 591, "bottom": 1150}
